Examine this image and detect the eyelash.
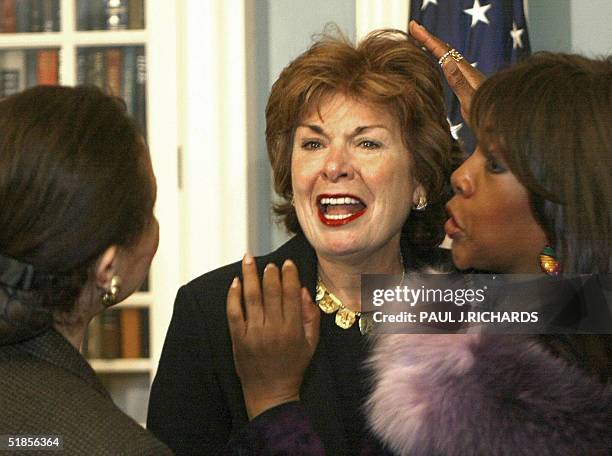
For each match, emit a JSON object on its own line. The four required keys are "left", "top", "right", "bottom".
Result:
{"left": 301, "top": 140, "right": 323, "bottom": 150}
{"left": 300, "top": 139, "right": 382, "bottom": 151}
{"left": 358, "top": 139, "right": 381, "bottom": 150}
{"left": 484, "top": 153, "right": 507, "bottom": 174}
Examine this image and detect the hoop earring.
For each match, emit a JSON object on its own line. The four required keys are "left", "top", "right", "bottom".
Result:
{"left": 102, "top": 276, "right": 122, "bottom": 307}
{"left": 413, "top": 195, "right": 427, "bottom": 211}
{"left": 539, "top": 245, "right": 561, "bottom": 276}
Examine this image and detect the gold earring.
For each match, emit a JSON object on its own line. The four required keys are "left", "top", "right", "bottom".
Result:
{"left": 414, "top": 195, "right": 427, "bottom": 211}
{"left": 102, "top": 275, "right": 122, "bottom": 307}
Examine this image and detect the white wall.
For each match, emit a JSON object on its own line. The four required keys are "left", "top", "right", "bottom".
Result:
{"left": 528, "top": 0, "right": 612, "bottom": 55}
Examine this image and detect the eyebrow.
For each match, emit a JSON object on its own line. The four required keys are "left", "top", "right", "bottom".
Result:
{"left": 298, "top": 124, "right": 389, "bottom": 136}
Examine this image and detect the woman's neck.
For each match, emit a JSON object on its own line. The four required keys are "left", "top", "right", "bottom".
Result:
{"left": 54, "top": 319, "right": 89, "bottom": 351}
{"left": 316, "top": 238, "right": 404, "bottom": 312}
{"left": 53, "top": 286, "right": 104, "bottom": 352}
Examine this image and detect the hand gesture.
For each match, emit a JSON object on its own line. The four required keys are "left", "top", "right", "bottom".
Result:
{"left": 409, "top": 20, "right": 486, "bottom": 123}
{"left": 227, "top": 254, "right": 320, "bottom": 420}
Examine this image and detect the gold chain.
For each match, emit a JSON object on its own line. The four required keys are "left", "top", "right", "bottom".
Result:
{"left": 315, "top": 253, "right": 405, "bottom": 335}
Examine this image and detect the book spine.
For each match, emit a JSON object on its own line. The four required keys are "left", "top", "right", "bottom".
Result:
{"left": 3, "top": 50, "right": 26, "bottom": 91}
{"left": 106, "top": 0, "right": 128, "bottom": 30}
{"left": 86, "top": 48, "right": 105, "bottom": 89}
{"left": 1, "top": 0, "right": 17, "bottom": 33}
{"left": 29, "top": 0, "right": 42, "bottom": 32}
{"left": 121, "top": 46, "right": 135, "bottom": 115}
{"left": 15, "top": 0, "right": 28, "bottom": 32}
{"left": 1, "top": 70, "right": 20, "bottom": 97}
{"left": 134, "top": 47, "right": 146, "bottom": 136}
{"left": 89, "top": 0, "right": 106, "bottom": 30}
{"left": 25, "top": 50, "right": 37, "bottom": 87}
{"left": 139, "top": 308, "right": 149, "bottom": 358}
{"left": 105, "top": 47, "right": 123, "bottom": 96}
{"left": 36, "top": 49, "right": 58, "bottom": 85}
{"left": 128, "top": 0, "right": 144, "bottom": 30}
{"left": 41, "top": 0, "right": 54, "bottom": 32}
{"left": 76, "top": 0, "right": 88, "bottom": 30}
{"left": 76, "top": 49, "right": 87, "bottom": 85}
{"left": 101, "top": 309, "right": 121, "bottom": 359}
{"left": 120, "top": 308, "right": 142, "bottom": 358}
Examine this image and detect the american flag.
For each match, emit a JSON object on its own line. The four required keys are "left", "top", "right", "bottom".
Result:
{"left": 410, "top": 0, "right": 531, "bottom": 153}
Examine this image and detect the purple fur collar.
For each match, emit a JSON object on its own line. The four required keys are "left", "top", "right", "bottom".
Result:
{"left": 365, "top": 334, "right": 611, "bottom": 455}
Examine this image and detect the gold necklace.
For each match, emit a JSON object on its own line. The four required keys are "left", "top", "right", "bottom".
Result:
{"left": 316, "top": 255, "right": 405, "bottom": 335}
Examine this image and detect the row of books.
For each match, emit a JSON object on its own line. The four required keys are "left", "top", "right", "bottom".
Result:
{"left": 0, "top": 49, "right": 58, "bottom": 96}
{"left": 83, "top": 308, "right": 150, "bottom": 359}
{"left": 77, "top": 0, "right": 144, "bottom": 31}
{"left": 76, "top": 46, "right": 147, "bottom": 135}
{"left": 0, "top": 0, "right": 60, "bottom": 33}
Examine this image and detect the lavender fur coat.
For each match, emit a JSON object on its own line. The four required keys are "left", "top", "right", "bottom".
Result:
{"left": 366, "top": 334, "right": 611, "bottom": 455}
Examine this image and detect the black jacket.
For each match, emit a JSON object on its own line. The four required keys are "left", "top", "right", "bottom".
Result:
{"left": 147, "top": 233, "right": 452, "bottom": 455}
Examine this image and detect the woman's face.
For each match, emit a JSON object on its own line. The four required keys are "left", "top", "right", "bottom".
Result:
{"left": 291, "top": 93, "right": 417, "bottom": 262}
{"left": 445, "top": 146, "right": 547, "bottom": 273}
{"left": 115, "top": 153, "right": 160, "bottom": 302}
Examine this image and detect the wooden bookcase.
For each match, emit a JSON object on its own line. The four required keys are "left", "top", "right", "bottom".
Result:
{"left": 0, "top": 0, "right": 180, "bottom": 427}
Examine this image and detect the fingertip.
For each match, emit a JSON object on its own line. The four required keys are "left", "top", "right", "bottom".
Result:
{"left": 231, "top": 276, "right": 240, "bottom": 289}
{"left": 243, "top": 252, "right": 254, "bottom": 265}
{"left": 282, "top": 259, "right": 295, "bottom": 270}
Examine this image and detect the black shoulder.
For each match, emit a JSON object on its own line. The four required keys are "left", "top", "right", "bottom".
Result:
{"left": 180, "top": 234, "right": 317, "bottom": 298}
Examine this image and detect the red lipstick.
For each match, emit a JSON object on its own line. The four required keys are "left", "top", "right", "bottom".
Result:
{"left": 317, "top": 193, "right": 367, "bottom": 227}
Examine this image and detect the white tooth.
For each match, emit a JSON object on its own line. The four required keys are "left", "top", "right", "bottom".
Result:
{"left": 342, "top": 197, "right": 348, "bottom": 204}
{"left": 349, "top": 197, "right": 358, "bottom": 204}
{"left": 330, "top": 198, "right": 337, "bottom": 205}
{"left": 321, "top": 198, "right": 327, "bottom": 205}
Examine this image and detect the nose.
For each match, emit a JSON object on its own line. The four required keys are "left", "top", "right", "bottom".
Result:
{"left": 451, "top": 154, "right": 475, "bottom": 197}
{"left": 322, "top": 144, "right": 353, "bottom": 182}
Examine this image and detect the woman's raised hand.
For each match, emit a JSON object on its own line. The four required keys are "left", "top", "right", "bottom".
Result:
{"left": 409, "top": 20, "right": 486, "bottom": 123}
{"left": 227, "top": 254, "right": 320, "bottom": 420}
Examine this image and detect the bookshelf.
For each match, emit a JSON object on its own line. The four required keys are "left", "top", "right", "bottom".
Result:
{"left": 0, "top": 0, "right": 180, "bottom": 427}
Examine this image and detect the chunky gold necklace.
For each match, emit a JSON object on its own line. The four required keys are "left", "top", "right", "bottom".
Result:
{"left": 316, "top": 257, "right": 405, "bottom": 335}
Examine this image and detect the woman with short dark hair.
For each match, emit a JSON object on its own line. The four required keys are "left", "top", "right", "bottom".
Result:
{"left": 0, "top": 85, "right": 169, "bottom": 454}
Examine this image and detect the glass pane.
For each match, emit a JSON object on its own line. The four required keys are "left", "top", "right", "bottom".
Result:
{"left": 76, "top": 45, "right": 146, "bottom": 135}
{"left": 76, "top": 0, "right": 145, "bottom": 31}
{"left": 0, "top": 48, "right": 60, "bottom": 96}
{"left": 1, "top": 0, "right": 61, "bottom": 33}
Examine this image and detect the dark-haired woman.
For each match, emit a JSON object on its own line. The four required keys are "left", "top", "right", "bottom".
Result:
{"left": 148, "top": 29, "right": 460, "bottom": 455}
{"left": 0, "top": 86, "right": 170, "bottom": 454}
{"left": 363, "top": 23, "right": 611, "bottom": 456}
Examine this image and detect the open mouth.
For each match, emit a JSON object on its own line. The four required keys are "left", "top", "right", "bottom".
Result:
{"left": 317, "top": 194, "right": 367, "bottom": 226}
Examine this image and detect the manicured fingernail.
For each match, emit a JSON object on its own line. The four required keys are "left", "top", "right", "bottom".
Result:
{"left": 231, "top": 277, "right": 240, "bottom": 288}
{"left": 282, "top": 259, "right": 295, "bottom": 269}
{"left": 244, "top": 252, "right": 254, "bottom": 264}
{"left": 264, "top": 262, "right": 276, "bottom": 273}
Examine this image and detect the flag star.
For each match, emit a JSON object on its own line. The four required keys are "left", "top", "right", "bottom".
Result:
{"left": 421, "top": 0, "right": 438, "bottom": 10}
{"left": 510, "top": 21, "right": 525, "bottom": 49}
{"left": 464, "top": 0, "right": 491, "bottom": 28}
{"left": 447, "top": 118, "right": 463, "bottom": 140}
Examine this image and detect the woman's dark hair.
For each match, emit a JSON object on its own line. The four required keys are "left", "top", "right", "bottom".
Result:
{"left": 266, "top": 28, "right": 462, "bottom": 253}
{"left": 0, "top": 85, "right": 154, "bottom": 340}
{"left": 470, "top": 53, "right": 612, "bottom": 274}
{"left": 471, "top": 54, "right": 612, "bottom": 383}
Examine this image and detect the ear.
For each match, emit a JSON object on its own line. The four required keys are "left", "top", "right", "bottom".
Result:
{"left": 412, "top": 184, "right": 426, "bottom": 206}
{"left": 94, "top": 245, "right": 120, "bottom": 290}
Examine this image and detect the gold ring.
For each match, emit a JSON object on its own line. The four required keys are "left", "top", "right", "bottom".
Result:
{"left": 438, "top": 48, "right": 464, "bottom": 67}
